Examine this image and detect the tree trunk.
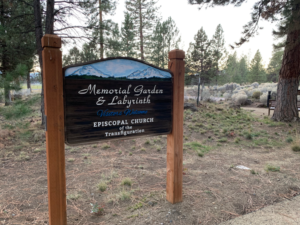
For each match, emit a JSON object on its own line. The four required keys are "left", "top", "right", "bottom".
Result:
{"left": 272, "top": 29, "right": 300, "bottom": 121}
{"left": 34, "top": 0, "right": 45, "bottom": 126}
{"left": 27, "top": 72, "right": 31, "bottom": 91}
{"left": 45, "top": 0, "right": 54, "bottom": 34}
{"left": 138, "top": 1, "right": 144, "bottom": 60}
{"left": 99, "top": 0, "right": 103, "bottom": 59}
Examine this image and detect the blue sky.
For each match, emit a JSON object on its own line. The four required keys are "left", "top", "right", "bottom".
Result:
{"left": 65, "top": 59, "right": 172, "bottom": 78}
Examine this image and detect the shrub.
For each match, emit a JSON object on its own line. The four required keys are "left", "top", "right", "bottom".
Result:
{"left": 252, "top": 91, "right": 262, "bottom": 99}
{"left": 232, "top": 92, "right": 248, "bottom": 105}
{"left": 266, "top": 164, "right": 280, "bottom": 172}
{"left": 98, "top": 182, "right": 107, "bottom": 192}
{"left": 292, "top": 145, "right": 300, "bottom": 152}
{"left": 260, "top": 93, "right": 268, "bottom": 105}
{"left": 286, "top": 137, "right": 293, "bottom": 143}
{"left": 121, "top": 178, "right": 132, "bottom": 186}
{"left": 223, "top": 92, "right": 232, "bottom": 100}
{"left": 201, "top": 88, "right": 211, "bottom": 102}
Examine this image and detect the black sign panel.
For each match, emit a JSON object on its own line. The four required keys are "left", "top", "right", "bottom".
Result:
{"left": 63, "top": 58, "right": 173, "bottom": 145}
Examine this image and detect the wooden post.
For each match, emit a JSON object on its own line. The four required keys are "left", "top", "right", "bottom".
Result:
{"left": 167, "top": 49, "right": 185, "bottom": 203}
{"left": 42, "top": 34, "right": 67, "bottom": 225}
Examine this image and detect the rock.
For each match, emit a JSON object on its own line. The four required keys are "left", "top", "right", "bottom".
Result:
{"left": 184, "top": 103, "right": 198, "bottom": 112}
{"left": 0, "top": 143, "right": 4, "bottom": 149}
{"left": 242, "top": 99, "right": 252, "bottom": 106}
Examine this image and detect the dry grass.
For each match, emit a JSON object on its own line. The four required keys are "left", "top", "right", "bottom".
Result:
{"left": 0, "top": 97, "right": 300, "bottom": 225}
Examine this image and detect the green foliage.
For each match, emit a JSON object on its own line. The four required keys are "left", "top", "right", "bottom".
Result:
{"left": 0, "top": 103, "right": 31, "bottom": 120}
{"left": 119, "top": 191, "right": 131, "bottom": 201}
{"left": 121, "top": 178, "right": 132, "bottom": 186}
{"left": 0, "top": 0, "right": 36, "bottom": 105}
{"left": 149, "top": 17, "right": 181, "bottom": 68}
{"left": 125, "top": 0, "right": 160, "bottom": 60}
{"left": 186, "top": 27, "right": 213, "bottom": 83}
{"left": 82, "top": 0, "right": 117, "bottom": 58}
{"left": 184, "top": 142, "right": 211, "bottom": 157}
{"left": 252, "top": 91, "right": 262, "bottom": 99}
{"left": 97, "top": 182, "right": 107, "bottom": 192}
{"left": 120, "top": 12, "right": 136, "bottom": 57}
{"left": 267, "top": 49, "right": 283, "bottom": 82}
{"left": 286, "top": 137, "right": 293, "bottom": 143}
{"left": 265, "top": 164, "right": 280, "bottom": 172}
{"left": 248, "top": 50, "right": 266, "bottom": 83}
{"left": 292, "top": 145, "right": 300, "bottom": 152}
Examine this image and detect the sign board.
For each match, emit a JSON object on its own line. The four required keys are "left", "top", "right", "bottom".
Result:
{"left": 63, "top": 58, "right": 173, "bottom": 145}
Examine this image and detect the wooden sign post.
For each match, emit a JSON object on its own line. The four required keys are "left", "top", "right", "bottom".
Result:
{"left": 167, "top": 50, "right": 185, "bottom": 203}
{"left": 42, "top": 34, "right": 67, "bottom": 225}
{"left": 42, "top": 34, "right": 185, "bottom": 224}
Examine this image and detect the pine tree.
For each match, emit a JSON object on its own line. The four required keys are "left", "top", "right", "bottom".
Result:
{"left": 149, "top": 17, "right": 181, "bottom": 68}
{"left": 149, "top": 21, "right": 164, "bottom": 67}
{"left": 80, "top": 43, "right": 98, "bottom": 63}
{"left": 188, "top": 0, "right": 300, "bottom": 121}
{"left": 63, "top": 47, "right": 81, "bottom": 66}
{"left": 222, "top": 52, "right": 239, "bottom": 84}
{"left": 82, "top": 0, "right": 116, "bottom": 59}
{"left": 211, "top": 24, "right": 226, "bottom": 85}
{"left": 267, "top": 48, "right": 284, "bottom": 82}
{"left": 0, "top": 0, "right": 36, "bottom": 105}
{"left": 186, "top": 27, "right": 212, "bottom": 84}
{"left": 121, "top": 12, "right": 136, "bottom": 57}
{"left": 106, "top": 23, "right": 122, "bottom": 57}
{"left": 248, "top": 50, "right": 266, "bottom": 83}
{"left": 238, "top": 55, "right": 249, "bottom": 84}
{"left": 125, "top": 0, "right": 160, "bottom": 60}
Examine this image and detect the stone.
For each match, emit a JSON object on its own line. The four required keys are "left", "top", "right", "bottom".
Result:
{"left": 184, "top": 103, "right": 198, "bottom": 112}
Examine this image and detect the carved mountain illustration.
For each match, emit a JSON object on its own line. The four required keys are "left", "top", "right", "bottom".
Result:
{"left": 126, "top": 67, "right": 170, "bottom": 79}
{"left": 70, "top": 65, "right": 111, "bottom": 78}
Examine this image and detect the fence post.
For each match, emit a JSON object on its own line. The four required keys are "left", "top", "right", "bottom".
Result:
{"left": 167, "top": 49, "right": 185, "bottom": 203}
{"left": 42, "top": 34, "right": 67, "bottom": 225}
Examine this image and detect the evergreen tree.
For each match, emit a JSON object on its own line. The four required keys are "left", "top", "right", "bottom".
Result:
{"left": 248, "top": 50, "right": 266, "bottom": 83}
{"left": 267, "top": 48, "right": 284, "bottom": 82}
{"left": 149, "top": 17, "right": 181, "bottom": 68}
{"left": 82, "top": 0, "right": 116, "bottom": 59}
{"left": 238, "top": 55, "right": 249, "bottom": 84}
{"left": 149, "top": 21, "right": 164, "bottom": 67}
{"left": 63, "top": 43, "right": 98, "bottom": 67}
{"left": 80, "top": 43, "right": 98, "bottom": 63}
{"left": 188, "top": 0, "right": 300, "bottom": 121}
{"left": 221, "top": 52, "right": 239, "bottom": 84}
{"left": 121, "top": 12, "right": 136, "bottom": 57}
{"left": 211, "top": 24, "right": 226, "bottom": 85}
{"left": 186, "top": 28, "right": 212, "bottom": 84}
{"left": 0, "top": 0, "right": 36, "bottom": 105}
{"left": 63, "top": 47, "right": 81, "bottom": 66}
{"left": 106, "top": 23, "right": 122, "bottom": 57}
{"left": 125, "top": 0, "right": 160, "bottom": 60}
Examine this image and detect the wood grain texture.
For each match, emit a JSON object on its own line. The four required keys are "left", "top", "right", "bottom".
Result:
{"left": 42, "top": 34, "right": 67, "bottom": 225}
{"left": 166, "top": 49, "right": 185, "bottom": 204}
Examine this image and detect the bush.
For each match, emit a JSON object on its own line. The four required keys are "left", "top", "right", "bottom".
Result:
{"left": 223, "top": 92, "right": 232, "bottom": 100}
{"left": 259, "top": 92, "right": 268, "bottom": 105}
{"left": 252, "top": 91, "right": 262, "bottom": 99}
{"left": 292, "top": 145, "right": 300, "bottom": 152}
{"left": 232, "top": 92, "right": 248, "bottom": 105}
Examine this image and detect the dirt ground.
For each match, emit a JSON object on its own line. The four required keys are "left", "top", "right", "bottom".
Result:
{"left": 1, "top": 96, "right": 300, "bottom": 225}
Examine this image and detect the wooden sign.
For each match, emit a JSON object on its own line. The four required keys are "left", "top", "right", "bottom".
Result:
{"left": 63, "top": 58, "right": 173, "bottom": 145}
{"left": 42, "top": 34, "right": 184, "bottom": 225}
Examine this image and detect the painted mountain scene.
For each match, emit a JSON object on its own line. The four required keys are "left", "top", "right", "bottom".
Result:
{"left": 64, "top": 59, "right": 172, "bottom": 81}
